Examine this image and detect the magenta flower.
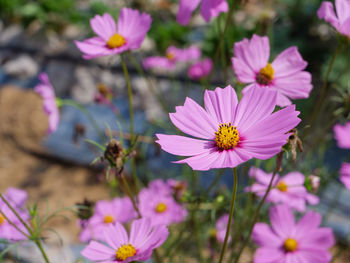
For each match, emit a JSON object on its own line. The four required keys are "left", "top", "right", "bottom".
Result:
{"left": 138, "top": 187, "right": 187, "bottom": 227}
{"left": 79, "top": 197, "right": 137, "bottom": 242}
{"left": 232, "top": 34, "right": 313, "bottom": 107}
{"left": 333, "top": 122, "right": 350, "bottom": 149}
{"left": 167, "top": 179, "right": 188, "bottom": 200}
{"left": 318, "top": 0, "right": 350, "bottom": 37}
{"left": 156, "top": 85, "right": 300, "bottom": 171}
{"left": 143, "top": 45, "right": 201, "bottom": 71}
{"left": 75, "top": 8, "right": 151, "bottom": 59}
{"left": 177, "top": 0, "right": 228, "bottom": 25}
{"left": 247, "top": 168, "right": 319, "bottom": 212}
{"left": 0, "top": 188, "right": 29, "bottom": 241}
{"left": 215, "top": 214, "right": 231, "bottom": 243}
{"left": 81, "top": 218, "right": 168, "bottom": 263}
{"left": 252, "top": 205, "right": 335, "bottom": 263}
{"left": 34, "top": 73, "right": 59, "bottom": 134}
{"left": 340, "top": 162, "right": 350, "bottom": 189}
{"left": 188, "top": 58, "right": 213, "bottom": 80}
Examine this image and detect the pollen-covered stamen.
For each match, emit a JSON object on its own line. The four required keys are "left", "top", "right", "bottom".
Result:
{"left": 276, "top": 181, "right": 288, "bottom": 192}
{"left": 155, "top": 202, "right": 167, "bottom": 213}
{"left": 284, "top": 238, "right": 298, "bottom": 252}
{"left": 104, "top": 215, "right": 115, "bottom": 224}
{"left": 0, "top": 213, "right": 5, "bottom": 225}
{"left": 166, "top": 52, "right": 175, "bottom": 61}
{"left": 215, "top": 122, "right": 240, "bottom": 150}
{"left": 107, "top": 33, "right": 126, "bottom": 49}
{"left": 115, "top": 244, "right": 136, "bottom": 261}
{"left": 256, "top": 63, "right": 274, "bottom": 85}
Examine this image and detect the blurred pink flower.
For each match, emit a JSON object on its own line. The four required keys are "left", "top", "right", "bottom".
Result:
{"left": 146, "top": 179, "right": 187, "bottom": 200}
{"left": 215, "top": 214, "right": 231, "bottom": 243}
{"left": 232, "top": 34, "right": 313, "bottom": 107}
{"left": 318, "top": 0, "right": 350, "bottom": 37}
{"left": 81, "top": 218, "right": 168, "bottom": 262}
{"left": 79, "top": 197, "right": 137, "bottom": 243}
{"left": 143, "top": 45, "right": 201, "bottom": 71}
{"left": 75, "top": 8, "right": 151, "bottom": 59}
{"left": 188, "top": 58, "right": 213, "bottom": 80}
{"left": 177, "top": 0, "right": 228, "bottom": 25}
{"left": 34, "top": 73, "right": 59, "bottom": 134}
{"left": 156, "top": 85, "right": 300, "bottom": 171}
{"left": 0, "top": 188, "right": 29, "bottom": 241}
{"left": 340, "top": 162, "right": 350, "bottom": 189}
{"left": 252, "top": 205, "right": 335, "bottom": 263}
{"left": 333, "top": 122, "right": 350, "bottom": 149}
{"left": 167, "top": 179, "right": 187, "bottom": 200}
{"left": 247, "top": 167, "right": 319, "bottom": 212}
{"left": 138, "top": 187, "right": 187, "bottom": 227}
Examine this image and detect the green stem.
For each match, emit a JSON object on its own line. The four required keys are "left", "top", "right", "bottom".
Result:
{"left": 61, "top": 99, "right": 105, "bottom": 141}
{"left": 307, "top": 43, "right": 343, "bottom": 136}
{"left": 0, "top": 194, "right": 50, "bottom": 263}
{"left": 120, "top": 173, "right": 141, "bottom": 218}
{"left": 218, "top": 167, "right": 238, "bottom": 263}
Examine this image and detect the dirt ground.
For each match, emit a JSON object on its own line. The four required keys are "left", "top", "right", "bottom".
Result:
{"left": 0, "top": 86, "right": 110, "bottom": 244}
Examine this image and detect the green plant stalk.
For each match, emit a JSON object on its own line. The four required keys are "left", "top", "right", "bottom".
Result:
{"left": 0, "top": 194, "right": 50, "bottom": 263}
{"left": 120, "top": 173, "right": 141, "bottom": 218}
{"left": 218, "top": 167, "right": 238, "bottom": 263}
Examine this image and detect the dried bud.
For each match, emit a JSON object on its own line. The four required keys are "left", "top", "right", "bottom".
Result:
{"left": 76, "top": 198, "right": 94, "bottom": 221}
{"left": 104, "top": 139, "right": 124, "bottom": 170}
{"left": 73, "top": 123, "right": 85, "bottom": 145}
{"left": 286, "top": 129, "right": 303, "bottom": 161}
{"left": 306, "top": 175, "right": 320, "bottom": 193}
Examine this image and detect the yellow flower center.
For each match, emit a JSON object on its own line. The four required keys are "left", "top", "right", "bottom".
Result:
{"left": 0, "top": 213, "right": 5, "bottom": 225}
{"left": 166, "top": 52, "right": 175, "bottom": 61}
{"left": 284, "top": 238, "right": 298, "bottom": 252}
{"left": 104, "top": 215, "right": 115, "bottom": 224}
{"left": 215, "top": 122, "right": 240, "bottom": 150}
{"left": 106, "top": 33, "right": 126, "bottom": 49}
{"left": 256, "top": 63, "right": 274, "bottom": 85}
{"left": 155, "top": 202, "right": 167, "bottom": 213}
{"left": 115, "top": 244, "right": 136, "bottom": 261}
{"left": 276, "top": 181, "right": 288, "bottom": 192}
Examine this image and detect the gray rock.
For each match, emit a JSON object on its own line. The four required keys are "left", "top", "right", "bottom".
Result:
{"left": 46, "top": 61, "right": 76, "bottom": 97}
{"left": 3, "top": 55, "right": 39, "bottom": 78}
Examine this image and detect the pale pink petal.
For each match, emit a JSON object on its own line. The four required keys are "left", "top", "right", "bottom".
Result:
{"left": 339, "top": 16, "right": 350, "bottom": 36}
{"left": 276, "top": 92, "right": 292, "bottom": 107}
{"left": 252, "top": 223, "right": 283, "bottom": 247}
{"left": 188, "top": 58, "right": 213, "bottom": 80}
{"left": 155, "top": 134, "right": 212, "bottom": 156}
{"left": 74, "top": 39, "right": 111, "bottom": 58}
{"left": 282, "top": 172, "right": 305, "bottom": 186}
{"left": 318, "top": 1, "right": 340, "bottom": 30}
{"left": 232, "top": 58, "right": 256, "bottom": 83}
{"left": 294, "top": 210, "right": 322, "bottom": 239}
{"left": 137, "top": 225, "right": 168, "bottom": 251}
{"left": 306, "top": 193, "right": 320, "bottom": 205}
{"left": 103, "top": 223, "right": 128, "bottom": 249}
{"left": 90, "top": 14, "right": 116, "bottom": 40}
{"left": 296, "top": 249, "right": 333, "bottom": 263}
{"left": 176, "top": 0, "right": 201, "bottom": 25}
{"left": 81, "top": 241, "right": 115, "bottom": 261}
{"left": 168, "top": 45, "right": 201, "bottom": 62}
{"left": 210, "top": 148, "right": 251, "bottom": 169}
{"left": 269, "top": 205, "right": 295, "bottom": 239}
{"left": 142, "top": 56, "right": 175, "bottom": 70}
{"left": 175, "top": 150, "right": 222, "bottom": 171}
{"left": 333, "top": 122, "right": 350, "bottom": 149}
{"left": 299, "top": 228, "right": 335, "bottom": 250}
{"left": 130, "top": 218, "right": 152, "bottom": 247}
{"left": 253, "top": 247, "right": 285, "bottom": 263}
{"left": 170, "top": 97, "right": 217, "bottom": 139}
{"left": 249, "top": 167, "right": 276, "bottom": 185}
{"left": 200, "top": 0, "right": 229, "bottom": 22}
{"left": 335, "top": 0, "right": 350, "bottom": 24}
{"left": 340, "top": 162, "right": 350, "bottom": 189}
{"left": 204, "top": 85, "right": 238, "bottom": 125}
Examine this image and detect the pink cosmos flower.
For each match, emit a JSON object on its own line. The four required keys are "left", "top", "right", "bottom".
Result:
{"left": 75, "top": 8, "right": 151, "bottom": 59}
{"left": 252, "top": 205, "right": 335, "bottom": 263}
{"left": 231, "top": 34, "right": 313, "bottom": 107}
{"left": 138, "top": 187, "right": 187, "bottom": 227}
{"left": 79, "top": 197, "right": 137, "bottom": 242}
{"left": 146, "top": 179, "right": 187, "bottom": 200}
{"left": 247, "top": 167, "right": 319, "bottom": 212}
{"left": 333, "top": 122, "right": 350, "bottom": 149}
{"left": 34, "top": 73, "right": 59, "bottom": 134}
{"left": 0, "top": 188, "right": 29, "bottom": 241}
{"left": 156, "top": 85, "right": 300, "bottom": 171}
{"left": 215, "top": 214, "right": 231, "bottom": 243}
{"left": 177, "top": 0, "right": 228, "bottom": 25}
{"left": 188, "top": 58, "right": 213, "bottom": 80}
{"left": 340, "top": 162, "right": 350, "bottom": 189}
{"left": 81, "top": 218, "right": 168, "bottom": 263}
{"left": 143, "top": 45, "right": 201, "bottom": 71}
{"left": 318, "top": 0, "right": 350, "bottom": 37}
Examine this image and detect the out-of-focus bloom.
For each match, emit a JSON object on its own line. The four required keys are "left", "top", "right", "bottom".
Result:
{"left": 333, "top": 122, "right": 350, "bottom": 149}
{"left": 146, "top": 179, "right": 187, "bottom": 200}
{"left": 156, "top": 85, "right": 300, "bottom": 171}
{"left": 79, "top": 197, "right": 136, "bottom": 242}
{"left": 247, "top": 168, "right": 319, "bottom": 212}
{"left": 252, "top": 205, "right": 335, "bottom": 263}
{"left": 177, "top": 0, "right": 228, "bottom": 25}
{"left": 307, "top": 174, "right": 321, "bottom": 192}
{"left": 340, "top": 162, "right": 350, "bottom": 189}
{"left": 188, "top": 58, "right": 213, "bottom": 80}
{"left": 215, "top": 214, "right": 231, "bottom": 243}
{"left": 0, "top": 188, "right": 29, "bottom": 241}
{"left": 143, "top": 45, "right": 201, "bottom": 71}
{"left": 138, "top": 187, "right": 187, "bottom": 227}
{"left": 167, "top": 179, "right": 187, "bottom": 200}
{"left": 81, "top": 218, "right": 168, "bottom": 262}
{"left": 75, "top": 8, "right": 151, "bottom": 59}
{"left": 318, "top": 0, "right": 350, "bottom": 38}
{"left": 34, "top": 73, "right": 59, "bottom": 134}
{"left": 94, "top": 83, "right": 118, "bottom": 114}
{"left": 232, "top": 34, "right": 313, "bottom": 107}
